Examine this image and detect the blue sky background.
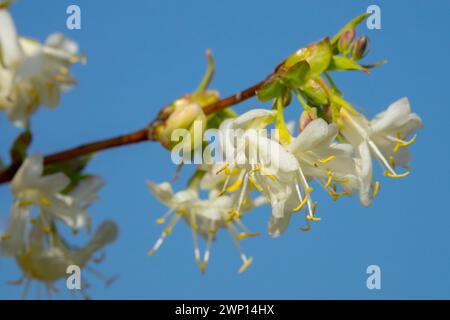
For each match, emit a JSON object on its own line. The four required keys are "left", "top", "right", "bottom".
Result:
{"left": 1, "top": 0, "right": 449, "bottom": 299}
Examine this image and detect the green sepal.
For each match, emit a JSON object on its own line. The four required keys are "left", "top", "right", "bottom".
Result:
{"left": 328, "top": 55, "right": 368, "bottom": 72}
{"left": 331, "top": 13, "right": 370, "bottom": 48}
{"left": 43, "top": 155, "right": 93, "bottom": 194}
{"left": 257, "top": 76, "right": 289, "bottom": 102}
{"left": 284, "top": 38, "right": 332, "bottom": 77}
{"left": 207, "top": 108, "right": 238, "bottom": 129}
{"left": 280, "top": 61, "right": 311, "bottom": 88}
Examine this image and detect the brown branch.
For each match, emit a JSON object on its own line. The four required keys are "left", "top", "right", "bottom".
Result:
{"left": 0, "top": 79, "right": 265, "bottom": 184}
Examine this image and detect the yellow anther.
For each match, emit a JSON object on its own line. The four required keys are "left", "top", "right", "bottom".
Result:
{"left": 393, "top": 134, "right": 417, "bottom": 152}
{"left": 249, "top": 176, "right": 263, "bottom": 192}
{"left": 1, "top": 234, "right": 11, "bottom": 241}
{"left": 30, "top": 219, "right": 38, "bottom": 225}
{"left": 226, "top": 177, "right": 243, "bottom": 193}
{"left": 251, "top": 164, "right": 261, "bottom": 172}
{"left": 215, "top": 163, "right": 229, "bottom": 175}
{"left": 333, "top": 177, "right": 349, "bottom": 183}
{"left": 18, "top": 201, "right": 33, "bottom": 208}
{"left": 384, "top": 171, "right": 410, "bottom": 178}
{"left": 225, "top": 168, "right": 240, "bottom": 176}
{"left": 40, "top": 196, "right": 51, "bottom": 207}
{"left": 42, "top": 225, "right": 53, "bottom": 234}
{"left": 195, "top": 257, "right": 207, "bottom": 274}
{"left": 236, "top": 232, "right": 259, "bottom": 241}
{"left": 389, "top": 156, "right": 396, "bottom": 168}
{"left": 163, "top": 228, "right": 172, "bottom": 236}
{"left": 176, "top": 209, "right": 187, "bottom": 215}
{"left": 207, "top": 228, "right": 216, "bottom": 235}
{"left": 329, "top": 190, "right": 348, "bottom": 202}
{"left": 156, "top": 218, "right": 165, "bottom": 225}
{"left": 324, "top": 170, "right": 333, "bottom": 188}
{"left": 226, "top": 209, "right": 240, "bottom": 222}
{"left": 293, "top": 196, "right": 308, "bottom": 212}
{"left": 238, "top": 257, "right": 254, "bottom": 274}
{"left": 318, "top": 155, "right": 336, "bottom": 165}
{"left": 306, "top": 187, "right": 313, "bottom": 193}
{"left": 191, "top": 223, "right": 199, "bottom": 231}
{"left": 260, "top": 168, "right": 276, "bottom": 181}
{"left": 311, "top": 202, "right": 317, "bottom": 215}
{"left": 372, "top": 181, "right": 380, "bottom": 198}
{"left": 306, "top": 215, "right": 321, "bottom": 222}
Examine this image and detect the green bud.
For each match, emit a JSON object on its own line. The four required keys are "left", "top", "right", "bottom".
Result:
{"left": 337, "top": 28, "right": 355, "bottom": 53}
{"left": 160, "top": 102, "right": 206, "bottom": 150}
{"left": 299, "top": 78, "right": 329, "bottom": 106}
{"left": 352, "top": 36, "right": 370, "bottom": 61}
{"left": 298, "top": 108, "right": 317, "bottom": 132}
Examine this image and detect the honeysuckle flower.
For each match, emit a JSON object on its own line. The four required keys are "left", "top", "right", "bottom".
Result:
{"left": 338, "top": 97, "right": 423, "bottom": 207}
{"left": 8, "top": 220, "right": 117, "bottom": 299}
{"left": 0, "top": 8, "right": 84, "bottom": 127}
{"left": 259, "top": 118, "right": 359, "bottom": 236}
{"left": 217, "top": 117, "right": 300, "bottom": 230}
{"left": 147, "top": 181, "right": 261, "bottom": 273}
{"left": 0, "top": 154, "right": 101, "bottom": 255}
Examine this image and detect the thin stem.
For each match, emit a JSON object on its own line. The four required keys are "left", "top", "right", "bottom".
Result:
{"left": 0, "top": 79, "right": 265, "bottom": 184}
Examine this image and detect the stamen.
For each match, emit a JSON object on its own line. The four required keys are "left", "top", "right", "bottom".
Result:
{"left": 393, "top": 134, "right": 417, "bottom": 153}
{"left": 155, "top": 209, "right": 175, "bottom": 225}
{"left": 389, "top": 156, "right": 396, "bottom": 168}
{"left": 226, "top": 176, "right": 243, "bottom": 193}
{"left": 147, "top": 215, "right": 181, "bottom": 256}
{"left": 372, "top": 181, "right": 380, "bottom": 198}
{"left": 260, "top": 167, "right": 276, "bottom": 181}
{"left": 317, "top": 155, "right": 336, "bottom": 165}
{"left": 306, "top": 203, "right": 321, "bottom": 221}
{"left": 293, "top": 195, "right": 308, "bottom": 212}
{"left": 238, "top": 257, "right": 253, "bottom": 274}
{"left": 324, "top": 170, "right": 333, "bottom": 188}
{"left": 333, "top": 177, "right": 350, "bottom": 183}
{"left": 236, "top": 232, "right": 260, "bottom": 241}
{"left": 299, "top": 221, "right": 311, "bottom": 232}
{"left": 249, "top": 176, "right": 263, "bottom": 192}
{"left": 215, "top": 163, "right": 229, "bottom": 175}
{"left": 40, "top": 196, "right": 51, "bottom": 207}
{"left": 384, "top": 171, "right": 410, "bottom": 178}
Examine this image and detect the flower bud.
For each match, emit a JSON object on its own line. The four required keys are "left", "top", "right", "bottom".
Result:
{"left": 160, "top": 102, "right": 206, "bottom": 149}
{"left": 351, "top": 36, "right": 369, "bottom": 61}
{"left": 300, "top": 78, "right": 329, "bottom": 106}
{"left": 337, "top": 28, "right": 355, "bottom": 53}
{"left": 298, "top": 108, "right": 317, "bottom": 132}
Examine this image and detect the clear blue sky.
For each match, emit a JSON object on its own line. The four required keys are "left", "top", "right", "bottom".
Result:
{"left": 1, "top": 0, "right": 449, "bottom": 299}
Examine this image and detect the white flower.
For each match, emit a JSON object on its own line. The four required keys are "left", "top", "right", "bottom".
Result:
{"left": 261, "top": 118, "right": 360, "bottom": 237}
{"left": 147, "top": 181, "right": 260, "bottom": 273}
{"left": 338, "top": 97, "right": 423, "bottom": 206}
{"left": 210, "top": 110, "right": 302, "bottom": 232}
{"left": 1, "top": 154, "right": 101, "bottom": 255}
{"left": 0, "top": 8, "right": 84, "bottom": 127}
{"left": 9, "top": 220, "right": 117, "bottom": 299}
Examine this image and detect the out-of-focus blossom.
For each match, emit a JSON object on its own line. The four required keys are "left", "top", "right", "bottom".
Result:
{"left": 147, "top": 181, "right": 262, "bottom": 273}
{"left": 0, "top": 7, "right": 84, "bottom": 127}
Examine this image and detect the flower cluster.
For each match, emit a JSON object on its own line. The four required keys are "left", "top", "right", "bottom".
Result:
{"left": 0, "top": 3, "right": 84, "bottom": 127}
{"left": 0, "top": 2, "right": 424, "bottom": 299}
{"left": 147, "top": 13, "right": 423, "bottom": 273}
{"left": 0, "top": 3, "right": 116, "bottom": 299}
